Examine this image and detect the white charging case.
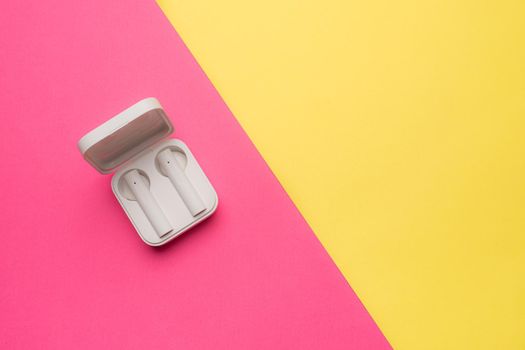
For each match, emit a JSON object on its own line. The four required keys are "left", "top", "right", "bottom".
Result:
{"left": 78, "top": 98, "right": 218, "bottom": 246}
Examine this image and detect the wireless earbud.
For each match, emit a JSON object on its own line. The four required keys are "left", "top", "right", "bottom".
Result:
{"left": 157, "top": 148, "right": 206, "bottom": 216}
{"left": 122, "top": 169, "right": 173, "bottom": 237}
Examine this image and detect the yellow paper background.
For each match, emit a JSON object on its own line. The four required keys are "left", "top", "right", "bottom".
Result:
{"left": 157, "top": 0, "right": 525, "bottom": 348}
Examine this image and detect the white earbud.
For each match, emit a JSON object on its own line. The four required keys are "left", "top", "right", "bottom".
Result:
{"left": 123, "top": 169, "right": 173, "bottom": 237}
{"left": 157, "top": 148, "right": 206, "bottom": 216}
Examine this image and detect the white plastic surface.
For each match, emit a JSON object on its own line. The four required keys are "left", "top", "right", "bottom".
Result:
{"left": 122, "top": 169, "right": 173, "bottom": 237}
{"left": 78, "top": 98, "right": 173, "bottom": 174}
{"left": 157, "top": 148, "right": 207, "bottom": 216}
{"left": 78, "top": 98, "right": 218, "bottom": 246}
{"left": 112, "top": 139, "right": 218, "bottom": 246}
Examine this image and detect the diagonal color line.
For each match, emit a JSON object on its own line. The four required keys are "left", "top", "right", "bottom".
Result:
{"left": 157, "top": 0, "right": 525, "bottom": 349}
{"left": 0, "top": 0, "right": 391, "bottom": 348}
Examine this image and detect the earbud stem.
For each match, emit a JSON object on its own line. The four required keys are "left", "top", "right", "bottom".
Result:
{"left": 158, "top": 149, "right": 206, "bottom": 216}
{"left": 123, "top": 170, "right": 173, "bottom": 237}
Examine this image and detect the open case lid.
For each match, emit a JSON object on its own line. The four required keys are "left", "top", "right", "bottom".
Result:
{"left": 78, "top": 98, "right": 174, "bottom": 174}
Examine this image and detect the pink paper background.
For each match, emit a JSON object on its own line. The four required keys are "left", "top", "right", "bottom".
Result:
{"left": 0, "top": 0, "right": 390, "bottom": 348}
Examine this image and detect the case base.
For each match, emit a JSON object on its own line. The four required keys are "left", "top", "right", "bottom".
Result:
{"left": 111, "top": 138, "right": 218, "bottom": 246}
